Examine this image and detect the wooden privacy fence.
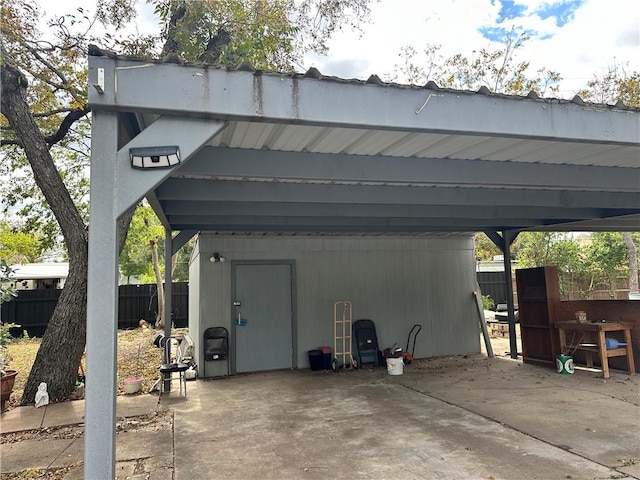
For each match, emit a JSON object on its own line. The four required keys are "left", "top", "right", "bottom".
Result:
{"left": 476, "top": 271, "right": 509, "bottom": 306}
{"left": 0, "top": 282, "right": 189, "bottom": 338}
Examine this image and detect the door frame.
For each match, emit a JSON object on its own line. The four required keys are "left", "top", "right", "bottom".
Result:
{"left": 230, "top": 260, "right": 297, "bottom": 373}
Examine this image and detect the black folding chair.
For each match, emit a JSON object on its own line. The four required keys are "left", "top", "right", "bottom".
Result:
{"left": 203, "top": 327, "right": 230, "bottom": 378}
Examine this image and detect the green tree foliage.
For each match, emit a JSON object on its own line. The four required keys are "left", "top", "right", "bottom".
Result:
{"left": 151, "top": 0, "right": 375, "bottom": 69}
{"left": 392, "top": 29, "right": 560, "bottom": 96}
{"left": 119, "top": 202, "right": 192, "bottom": 284}
{"left": 584, "top": 233, "right": 637, "bottom": 297}
{"left": 474, "top": 233, "right": 501, "bottom": 262}
{"left": 119, "top": 203, "right": 165, "bottom": 283}
{"left": 0, "top": 221, "right": 43, "bottom": 263}
{"left": 578, "top": 61, "right": 640, "bottom": 107}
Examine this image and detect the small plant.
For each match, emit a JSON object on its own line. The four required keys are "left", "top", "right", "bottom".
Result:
{"left": 482, "top": 294, "right": 495, "bottom": 311}
{"left": 0, "top": 259, "right": 17, "bottom": 304}
{"left": 0, "top": 322, "right": 20, "bottom": 376}
{"left": 1, "top": 260, "right": 20, "bottom": 376}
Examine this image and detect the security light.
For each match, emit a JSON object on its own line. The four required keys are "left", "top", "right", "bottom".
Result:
{"left": 129, "top": 146, "right": 180, "bottom": 169}
{"left": 210, "top": 252, "right": 225, "bottom": 263}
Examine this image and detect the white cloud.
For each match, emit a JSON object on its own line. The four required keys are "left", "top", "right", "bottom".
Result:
{"left": 306, "top": 0, "right": 640, "bottom": 98}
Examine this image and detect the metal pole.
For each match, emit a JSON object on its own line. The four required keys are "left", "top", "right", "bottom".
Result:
{"left": 85, "top": 110, "right": 119, "bottom": 479}
{"left": 163, "top": 229, "right": 173, "bottom": 391}
{"left": 502, "top": 230, "right": 519, "bottom": 359}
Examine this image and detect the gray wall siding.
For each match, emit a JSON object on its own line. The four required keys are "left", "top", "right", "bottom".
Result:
{"left": 190, "top": 235, "right": 479, "bottom": 374}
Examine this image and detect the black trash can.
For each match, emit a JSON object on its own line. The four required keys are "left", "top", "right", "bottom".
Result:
{"left": 308, "top": 349, "right": 323, "bottom": 371}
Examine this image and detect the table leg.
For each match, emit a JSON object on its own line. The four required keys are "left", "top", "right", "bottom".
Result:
{"left": 597, "top": 330, "right": 609, "bottom": 379}
{"left": 623, "top": 328, "right": 635, "bottom": 375}
{"left": 558, "top": 328, "right": 567, "bottom": 354}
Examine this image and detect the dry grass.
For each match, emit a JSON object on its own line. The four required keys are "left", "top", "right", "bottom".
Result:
{"left": 4, "top": 327, "right": 179, "bottom": 408}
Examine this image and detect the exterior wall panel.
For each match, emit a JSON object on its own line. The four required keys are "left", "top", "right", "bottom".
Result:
{"left": 190, "top": 235, "right": 479, "bottom": 374}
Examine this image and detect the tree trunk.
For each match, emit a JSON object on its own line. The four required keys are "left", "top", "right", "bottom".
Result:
{"left": 150, "top": 239, "right": 165, "bottom": 329}
{"left": 623, "top": 232, "right": 639, "bottom": 294}
{"left": 1, "top": 62, "right": 135, "bottom": 403}
{"left": 2, "top": 63, "right": 89, "bottom": 403}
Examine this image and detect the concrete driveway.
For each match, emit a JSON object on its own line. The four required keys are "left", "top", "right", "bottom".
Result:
{"left": 162, "top": 355, "right": 640, "bottom": 480}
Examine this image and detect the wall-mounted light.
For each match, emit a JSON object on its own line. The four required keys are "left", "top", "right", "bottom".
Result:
{"left": 210, "top": 252, "right": 225, "bottom": 263}
{"left": 129, "top": 146, "right": 180, "bottom": 169}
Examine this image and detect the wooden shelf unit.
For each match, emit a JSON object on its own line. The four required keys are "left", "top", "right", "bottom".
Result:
{"left": 515, "top": 266, "right": 561, "bottom": 368}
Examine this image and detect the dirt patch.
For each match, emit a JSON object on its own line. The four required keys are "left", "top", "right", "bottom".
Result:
{"left": 3, "top": 328, "right": 187, "bottom": 409}
{"left": 0, "top": 410, "right": 172, "bottom": 445}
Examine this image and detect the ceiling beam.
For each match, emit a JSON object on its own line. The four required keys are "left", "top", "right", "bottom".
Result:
{"left": 156, "top": 179, "right": 640, "bottom": 210}
{"left": 88, "top": 56, "right": 640, "bottom": 146}
{"left": 178, "top": 147, "right": 640, "bottom": 192}
{"left": 162, "top": 200, "right": 623, "bottom": 220}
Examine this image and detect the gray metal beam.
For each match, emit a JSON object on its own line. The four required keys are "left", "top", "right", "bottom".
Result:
{"left": 501, "top": 230, "right": 519, "bottom": 359}
{"left": 529, "top": 213, "right": 640, "bottom": 232}
{"left": 164, "top": 214, "right": 566, "bottom": 228}
{"left": 88, "top": 56, "right": 640, "bottom": 146}
{"left": 156, "top": 179, "right": 640, "bottom": 210}
{"left": 173, "top": 223, "right": 529, "bottom": 233}
{"left": 115, "top": 117, "right": 227, "bottom": 217}
{"left": 179, "top": 147, "right": 640, "bottom": 192}
{"left": 147, "top": 192, "right": 170, "bottom": 229}
{"left": 85, "top": 111, "right": 119, "bottom": 479}
{"left": 163, "top": 229, "right": 172, "bottom": 391}
{"left": 162, "top": 200, "right": 620, "bottom": 220}
{"left": 172, "top": 230, "right": 197, "bottom": 255}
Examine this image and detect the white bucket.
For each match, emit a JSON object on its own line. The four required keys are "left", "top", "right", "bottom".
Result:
{"left": 386, "top": 357, "right": 404, "bottom": 375}
{"left": 123, "top": 378, "right": 142, "bottom": 394}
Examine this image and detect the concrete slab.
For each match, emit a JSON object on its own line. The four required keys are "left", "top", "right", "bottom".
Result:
{"left": 0, "top": 404, "right": 45, "bottom": 433}
{"left": 116, "top": 393, "right": 161, "bottom": 418}
{"left": 0, "top": 437, "right": 76, "bottom": 473}
{"left": 172, "top": 367, "right": 634, "bottom": 479}
{"left": 399, "top": 355, "right": 640, "bottom": 468}
{"left": 41, "top": 400, "right": 85, "bottom": 428}
{"left": 2, "top": 354, "right": 638, "bottom": 479}
{"left": 49, "top": 437, "right": 82, "bottom": 469}
{"left": 115, "top": 429, "right": 173, "bottom": 462}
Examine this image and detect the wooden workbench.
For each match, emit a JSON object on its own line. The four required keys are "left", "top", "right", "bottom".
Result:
{"left": 556, "top": 320, "right": 635, "bottom": 379}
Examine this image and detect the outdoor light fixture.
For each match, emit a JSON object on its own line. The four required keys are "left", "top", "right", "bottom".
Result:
{"left": 129, "top": 146, "right": 181, "bottom": 169}
{"left": 210, "top": 252, "right": 225, "bottom": 263}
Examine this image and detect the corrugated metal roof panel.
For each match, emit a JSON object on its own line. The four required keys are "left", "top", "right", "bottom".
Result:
{"left": 207, "top": 120, "right": 639, "bottom": 169}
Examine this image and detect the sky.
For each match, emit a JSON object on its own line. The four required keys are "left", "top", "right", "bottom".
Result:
{"left": 51, "top": 0, "right": 639, "bottom": 99}
{"left": 302, "top": 0, "right": 640, "bottom": 97}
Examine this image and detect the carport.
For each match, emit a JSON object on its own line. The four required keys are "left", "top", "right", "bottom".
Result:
{"left": 85, "top": 48, "right": 640, "bottom": 478}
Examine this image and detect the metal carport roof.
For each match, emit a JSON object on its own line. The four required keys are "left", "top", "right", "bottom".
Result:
{"left": 84, "top": 49, "right": 640, "bottom": 478}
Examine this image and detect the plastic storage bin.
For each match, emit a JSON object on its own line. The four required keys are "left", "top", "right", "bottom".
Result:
{"left": 308, "top": 349, "right": 323, "bottom": 371}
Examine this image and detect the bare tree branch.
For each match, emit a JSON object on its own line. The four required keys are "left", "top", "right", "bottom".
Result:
{"left": 1, "top": 106, "right": 90, "bottom": 147}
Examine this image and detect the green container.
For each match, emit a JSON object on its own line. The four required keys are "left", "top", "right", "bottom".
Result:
{"left": 556, "top": 354, "right": 574, "bottom": 374}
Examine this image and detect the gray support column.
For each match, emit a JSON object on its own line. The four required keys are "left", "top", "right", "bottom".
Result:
{"left": 85, "top": 110, "right": 119, "bottom": 479}
{"left": 163, "top": 229, "right": 173, "bottom": 390}
{"left": 501, "top": 231, "right": 519, "bottom": 359}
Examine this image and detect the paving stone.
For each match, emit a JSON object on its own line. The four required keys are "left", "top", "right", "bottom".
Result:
{"left": 42, "top": 401, "right": 85, "bottom": 428}
{"left": 0, "top": 404, "right": 45, "bottom": 433}
{"left": 0, "top": 437, "right": 75, "bottom": 473}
